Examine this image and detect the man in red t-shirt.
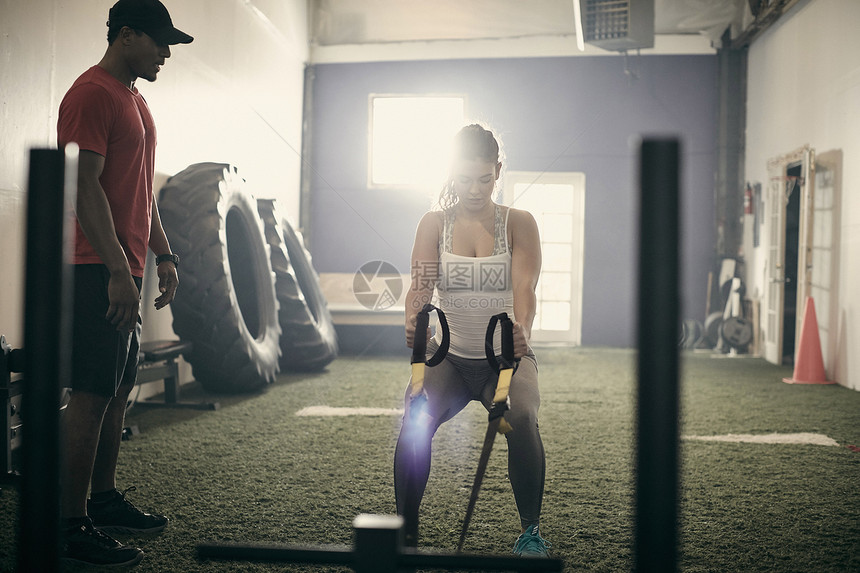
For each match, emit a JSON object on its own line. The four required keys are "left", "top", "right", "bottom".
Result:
{"left": 56, "top": 0, "right": 191, "bottom": 567}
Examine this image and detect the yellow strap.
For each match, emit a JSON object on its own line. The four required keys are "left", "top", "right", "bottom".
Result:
{"left": 494, "top": 367, "right": 514, "bottom": 434}
{"left": 410, "top": 362, "right": 425, "bottom": 398}
{"left": 492, "top": 368, "right": 513, "bottom": 403}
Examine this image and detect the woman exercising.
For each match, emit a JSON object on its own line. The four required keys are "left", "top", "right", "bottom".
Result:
{"left": 394, "top": 124, "right": 549, "bottom": 557}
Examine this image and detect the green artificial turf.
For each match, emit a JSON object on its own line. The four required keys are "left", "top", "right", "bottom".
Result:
{"left": 0, "top": 348, "right": 858, "bottom": 572}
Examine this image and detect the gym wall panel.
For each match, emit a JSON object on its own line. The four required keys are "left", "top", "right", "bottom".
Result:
{"left": 307, "top": 55, "right": 718, "bottom": 347}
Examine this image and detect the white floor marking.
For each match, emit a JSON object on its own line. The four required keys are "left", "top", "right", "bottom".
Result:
{"left": 296, "top": 405, "right": 404, "bottom": 417}
{"left": 683, "top": 432, "right": 839, "bottom": 446}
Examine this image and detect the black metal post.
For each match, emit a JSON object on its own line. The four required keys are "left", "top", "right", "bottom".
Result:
{"left": 197, "top": 542, "right": 353, "bottom": 565}
{"left": 353, "top": 514, "right": 401, "bottom": 573}
{"left": 198, "top": 512, "right": 563, "bottom": 571}
{"left": 635, "top": 139, "right": 680, "bottom": 573}
{"left": 19, "top": 147, "right": 77, "bottom": 572}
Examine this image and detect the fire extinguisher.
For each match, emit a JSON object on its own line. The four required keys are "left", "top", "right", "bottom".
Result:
{"left": 744, "top": 183, "right": 753, "bottom": 215}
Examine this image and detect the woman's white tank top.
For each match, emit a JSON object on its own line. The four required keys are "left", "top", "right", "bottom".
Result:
{"left": 433, "top": 205, "right": 515, "bottom": 358}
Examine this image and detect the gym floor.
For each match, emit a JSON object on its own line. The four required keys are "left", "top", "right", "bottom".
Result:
{"left": 1, "top": 347, "right": 858, "bottom": 572}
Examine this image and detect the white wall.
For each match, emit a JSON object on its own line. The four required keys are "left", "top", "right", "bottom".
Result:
{"left": 0, "top": 0, "right": 308, "bottom": 369}
{"left": 744, "top": 0, "right": 860, "bottom": 389}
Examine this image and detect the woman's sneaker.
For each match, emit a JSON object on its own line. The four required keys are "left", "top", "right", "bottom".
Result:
{"left": 62, "top": 517, "right": 144, "bottom": 567}
{"left": 513, "top": 524, "right": 552, "bottom": 557}
{"left": 87, "top": 486, "right": 168, "bottom": 535}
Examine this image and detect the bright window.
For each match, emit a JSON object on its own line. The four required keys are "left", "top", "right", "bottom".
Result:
{"left": 369, "top": 96, "right": 465, "bottom": 189}
{"left": 504, "top": 172, "right": 586, "bottom": 344}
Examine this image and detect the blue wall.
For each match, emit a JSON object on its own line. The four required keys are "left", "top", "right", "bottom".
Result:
{"left": 308, "top": 55, "right": 718, "bottom": 347}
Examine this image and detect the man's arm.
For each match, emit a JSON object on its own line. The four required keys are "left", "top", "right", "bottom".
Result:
{"left": 148, "top": 195, "right": 178, "bottom": 310}
{"left": 75, "top": 149, "right": 140, "bottom": 331}
{"left": 510, "top": 208, "right": 542, "bottom": 358}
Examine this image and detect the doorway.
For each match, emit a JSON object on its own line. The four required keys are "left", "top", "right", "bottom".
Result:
{"left": 762, "top": 145, "right": 814, "bottom": 367}
{"left": 781, "top": 163, "right": 801, "bottom": 364}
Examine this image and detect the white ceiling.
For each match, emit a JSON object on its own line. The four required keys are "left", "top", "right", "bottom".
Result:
{"left": 310, "top": 0, "right": 746, "bottom": 47}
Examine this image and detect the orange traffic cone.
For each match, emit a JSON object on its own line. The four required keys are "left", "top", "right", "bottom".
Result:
{"left": 783, "top": 296, "right": 834, "bottom": 385}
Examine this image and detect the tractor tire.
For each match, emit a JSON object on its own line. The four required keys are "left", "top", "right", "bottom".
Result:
{"left": 159, "top": 163, "right": 281, "bottom": 393}
{"left": 257, "top": 199, "right": 337, "bottom": 371}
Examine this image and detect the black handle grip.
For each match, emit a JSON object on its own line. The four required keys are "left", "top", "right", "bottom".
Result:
{"left": 412, "top": 303, "right": 450, "bottom": 367}
{"left": 412, "top": 308, "right": 430, "bottom": 365}
{"left": 485, "top": 312, "right": 515, "bottom": 374}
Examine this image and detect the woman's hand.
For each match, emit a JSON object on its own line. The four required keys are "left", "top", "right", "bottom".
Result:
{"left": 405, "top": 313, "right": 433, "bottom": 349}
{"left": 405, "top": 314, "right": 417, "bottom": 348}
{"left": 512, "top": 321, "right": 530, "bottom": 359}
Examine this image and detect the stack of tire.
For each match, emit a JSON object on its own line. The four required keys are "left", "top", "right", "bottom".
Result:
{"left": 159, "top": 163, "right": 337, "bottom": 393}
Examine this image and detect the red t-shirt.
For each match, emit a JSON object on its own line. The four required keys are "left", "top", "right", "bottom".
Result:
{"left": 57, "top": 65, "right": 156, "bottom": 277}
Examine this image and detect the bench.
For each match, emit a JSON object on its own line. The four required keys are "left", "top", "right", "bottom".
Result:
{"left": 1, "top": 337, "right": 218, "bottom": 473}
{"left": 133, "top": 339, "right": 219, "bottom": 411}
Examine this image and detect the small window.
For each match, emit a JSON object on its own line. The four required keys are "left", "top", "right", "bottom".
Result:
{"left": 369, "top": 95, "right": 465, "bottom": 189}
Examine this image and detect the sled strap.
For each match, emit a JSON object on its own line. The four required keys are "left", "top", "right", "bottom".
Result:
{"left": 409, "top": 304, "right": 449, "bottom": 398}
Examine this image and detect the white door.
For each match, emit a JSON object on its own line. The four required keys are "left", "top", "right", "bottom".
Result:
{"left": 763, "top": 166, "right": 787, "bottom": 364}
{"left": 795, "top": 148, "right": 816, "bottom": 345}
{"left": 809, "top": 150, "right": 841, "bottom": 367}
{"left": 503, "top": 172, "right": 585, "bottom": 345}
{"left": 762, "top": 146, "right": 815, "bottom": 365}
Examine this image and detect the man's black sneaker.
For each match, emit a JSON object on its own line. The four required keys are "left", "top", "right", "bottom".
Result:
{"left": 88, "top": 486, "right": 169, "bottom": 535}
{"left": 62, "top": 517, "right": 144, "bottom": 567}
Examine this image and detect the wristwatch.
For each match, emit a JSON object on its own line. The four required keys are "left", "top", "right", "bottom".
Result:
{"left": 155, "top": 253, "right": 180, "bottom": 268}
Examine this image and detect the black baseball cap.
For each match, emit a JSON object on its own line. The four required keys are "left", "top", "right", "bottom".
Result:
{"left": 108, "top": 0, "right": 193, "bottom": 45}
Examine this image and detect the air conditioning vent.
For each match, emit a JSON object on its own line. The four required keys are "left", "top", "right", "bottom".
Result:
{"left": 581, "top": 0, "right": 654, "bottom": 51}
